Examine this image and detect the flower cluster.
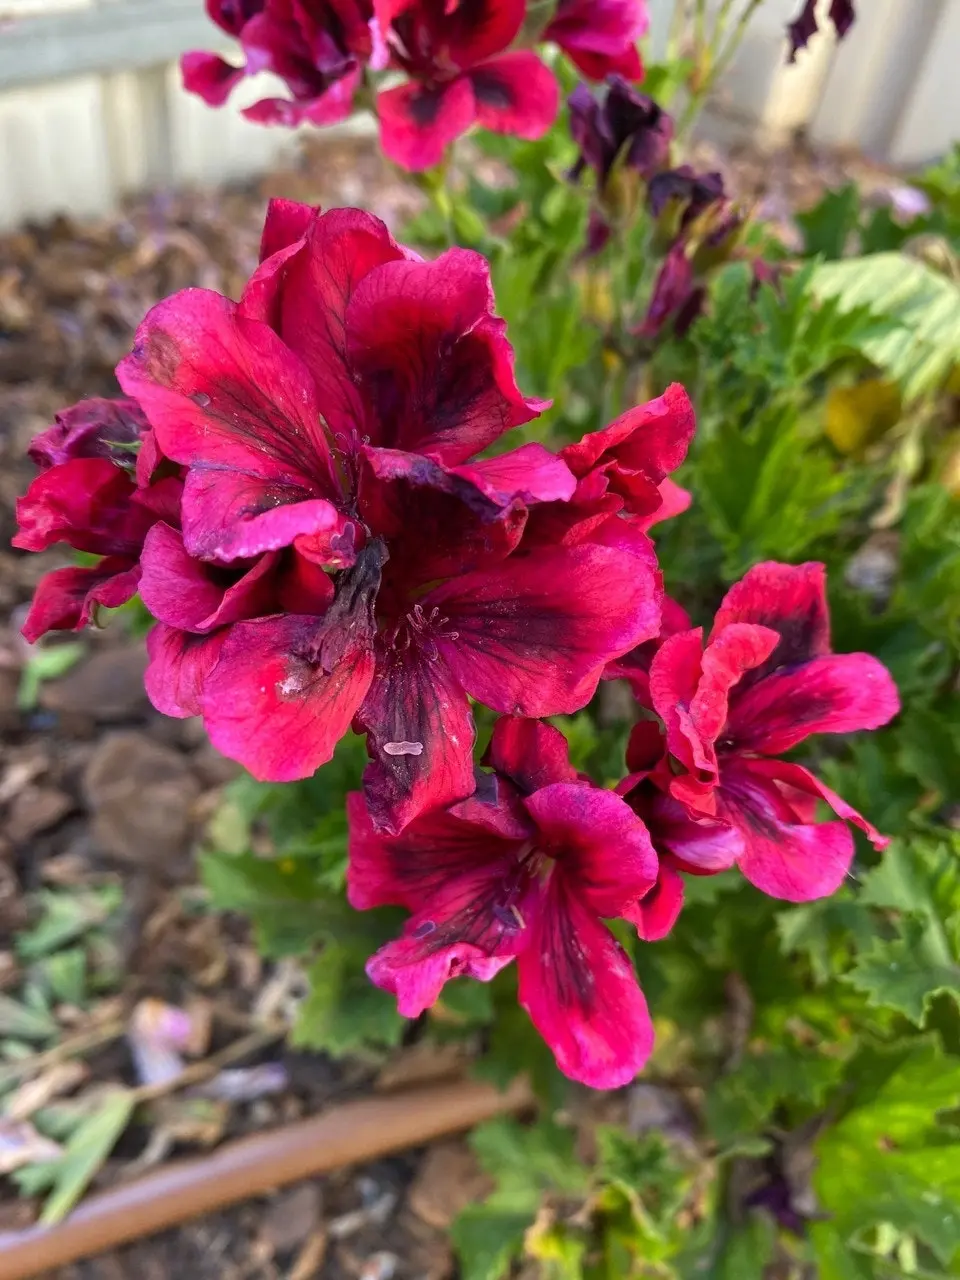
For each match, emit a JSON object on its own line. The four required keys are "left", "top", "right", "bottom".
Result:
{"left": 182, "top": 0, "right": 648, "bottom": 170}
{"left": 15, "top": 198, "right": 687, "bottom": 839}
{"left": 15, "top": 198, "right": 897, "bottom": 1092}
{"left": 569, "top": 76, "right": 744, "bottom": 331}
{"left": 350, "top": 563, "right": 898, "bottom": 1087}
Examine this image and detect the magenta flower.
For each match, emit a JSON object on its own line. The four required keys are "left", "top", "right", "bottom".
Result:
{"left": 375, "top": 0, "right": 559, "bottom": 170}
{"left": 545, "top": 0, "right": 647, "bottom": 81}
{"left": 640, "top": 562, "right": 899, "bottom": 902}
{"left": 523, "top": 383, "right": 695, "bottom": 551}
{"left": 182, "top": 0, "right": 377, "bottom": 126}
{"left": 569, "top": 77, "right": 673, "bottom": 193}
{"left": 112, "top": 200, "right": 664, "bottom": 832}
{"left": 347, "top": 715, "right": 658, "bottom": 1088}
{"left": 787, "top": 0, "right": 855, "bottom": 62}
{"left": 12, "top": 398, "right": 177, "bottom": 643}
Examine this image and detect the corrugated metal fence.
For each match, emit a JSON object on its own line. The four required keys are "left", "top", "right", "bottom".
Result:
{"left": 0, "top": 0, "right": 957, "bottom": 228}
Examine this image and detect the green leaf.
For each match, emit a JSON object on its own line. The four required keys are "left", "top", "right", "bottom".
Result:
{"left": 37, "top": 1089, "right": 135, "bottom": 1224}
{"left": 0, "top": 993, "right": 58, "bottom": 1042}
{"left": 16, "top": 887, "right": 122, "bottom": 960}
{"left": 812, "top": 1040, "right": 960, "bottom": 1273}
{"left": 796, "top": 184, "right": 861, "bottom": 259}
{"left": 290, "top": 943, "right": 404, "bottom": 1058}
{"left": 17, "top": 643, "right": 85, "bottom": 711}
{"left": 470, "top": 1118, "right": 589, "bottom": 1204}
{"left": 776, "top": 896, "right": 875, "bottom": 984}
{"left": 811, "top": 252, "right": 960, "bottom": 399}
{"left": 450, "top": 1202, "right": 531, "bottom": 1280}
{"left": 846, "top": 916, "right": 960, "bottom": 1025}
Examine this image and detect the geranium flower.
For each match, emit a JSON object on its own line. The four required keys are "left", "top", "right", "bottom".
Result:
{"left": 545, "top": 0, "right": 647, "bottom": 81}
{"left": 522, "top": 382, "right": 695, "bottom": 550}
{"left": 787, "top": 0, "right": 855, "bottom": 62}
{"left": 640, "top": 562, "right": 899, "bottom": 902}
{"left": 116, "top": 200, "right": 665, "bottom": 831}
{"left": 182, "top": 0, "right": 378, "bottom": 126}
{"left": 347, "top": 715, "right": 659, "bottom": 1088}
{"left": 569, "top": 77, "right": 673, "bottom": 192}
{"left": 375, "top": 0, "right": 559, "bottom": 170}
{"left": 13, "top": 398, "right": 177, "bottom": 643}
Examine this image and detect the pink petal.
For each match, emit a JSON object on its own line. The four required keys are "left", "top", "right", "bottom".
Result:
{"left": 624, "top": 859, "right": 685, "bottom": 941}
{"left": 451, "top": 444, "right": 572, "bottom": 506}
{"left": 440, "top": 0, "right": 526, "bottom": 67}
{"left": 377, "top": 77, "right": 477, "bottom": 171}
{"left": 258, "top": 207, "right": 405, "bottom": 439}
{"left": 517, "top": 883, "right": 653, "bottom": 1089}
{"left": 116, "top": 289, "right": 338, "bottom": 499}
{"left": 346, "top": 790, "right": 527, "bottom": 912}
{"left": 430, "top": 542, "right": 662, "bottom": 717}
{"left": 485, "top": 716, "right": 578, "bottom": 795}
{"left": 181, "top": 51, "right": 246, "bottom": 106}
{"left": 727, "top": 652, "right": 901, "bottom": 755}
{"left": 145, "top": 624, "right": 227, "bottom": 718}
{"left": 546, "top": 0, "right": 648, "bottom": 77}
{"left": 21, "top": 560, "right": 140, "bottom": 643}
{"left": 200, "top": 613, "right": 375, "bottom": 781}
{"left": 719, "top": 757, "right": 856, "bottom": 902}
{"left": 524, "top": 782, "right": 658, "bottom": 915}
{"left": 357, "top": 446, "right": 526, "bottom": 590}
{"left": 356, "top": 639, "right": 477, "bottom": 835}
{"left": 241, "top": 67, "right": 360, "bottom": 126}
{"left": 178, "top": 466, "right": 352, "bottom": 563}
{"left": 638, "top": 477, "right": 692, "bottom": 532}
{"left": 743, "top": 758, "right": 889, "bottom": 850}
{"left": 365, "top": 858, "right": 542, "bottom": 1016}
{"left": 711, "top": 561, "right": 830, "bottom": 661}
{"left": 346, "top": 250, "right": 542, "bottom": 464}
{"left": 468, "top": 52, "right": 560, "bottom": 140}
{"left": 258, "top": 197, "right": 318, "bottom": 263}
{"left": 138, "top": 522, "right": 279, "bottom": 632}
{"left": 13, "top": 458, "right": 153, "bottom": 557}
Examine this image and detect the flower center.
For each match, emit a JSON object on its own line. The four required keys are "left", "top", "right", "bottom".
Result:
{"left": 387, "top": 602, "right": 459, "bottom": 660}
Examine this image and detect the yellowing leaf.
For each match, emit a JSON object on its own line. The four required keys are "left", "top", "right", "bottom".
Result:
{"left": 824, "top": 379, "right": 901, "bottom": 454}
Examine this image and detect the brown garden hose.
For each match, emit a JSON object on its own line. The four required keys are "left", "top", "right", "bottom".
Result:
{"left": 0, "top": 1075, "right": 534, "bottom": 1280}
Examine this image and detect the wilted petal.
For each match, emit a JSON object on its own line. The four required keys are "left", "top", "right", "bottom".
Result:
{"left": 517, "top": 883, "right": 653, "bottom": 1089}
{"left": 430, "top": 542, "right": 662, "bottom": 717}
{"left": 28, "top": 397, "right": 149, "bottom": 470}
{"left": 13, "top": 458, "right": 153, "bottom": 557}
{"left": 21, "top": 560, "right": 140, "bottom": 643}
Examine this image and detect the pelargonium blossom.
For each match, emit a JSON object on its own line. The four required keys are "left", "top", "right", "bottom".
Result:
{"left": 375, "top": 0, "right": 559, "bottom": 170}
{"left": 106, "top": 199, "right": 667, "bottom": 833}
{"left": 347, "top": 715, "right": 658, "bottom": 1088}
{"left": 12, "top": 398, "right": 178, "bottom": 643}
{"left": 545, "top": 0, "right": 647, "bottom": 81}
{"left": 627, "top": 561, "right": 899, "bottom": 905}
{"left": 182, "top": 0, "right": 379, "bottom": 127}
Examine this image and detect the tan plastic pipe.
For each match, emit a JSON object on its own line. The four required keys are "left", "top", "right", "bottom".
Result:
{"left": 0, "top": 1076, "right": 533, "bottom": 1280}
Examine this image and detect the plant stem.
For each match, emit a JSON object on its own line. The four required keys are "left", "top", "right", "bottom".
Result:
{"left": 676, "top": 0, "right": 765, "bottom": 143}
